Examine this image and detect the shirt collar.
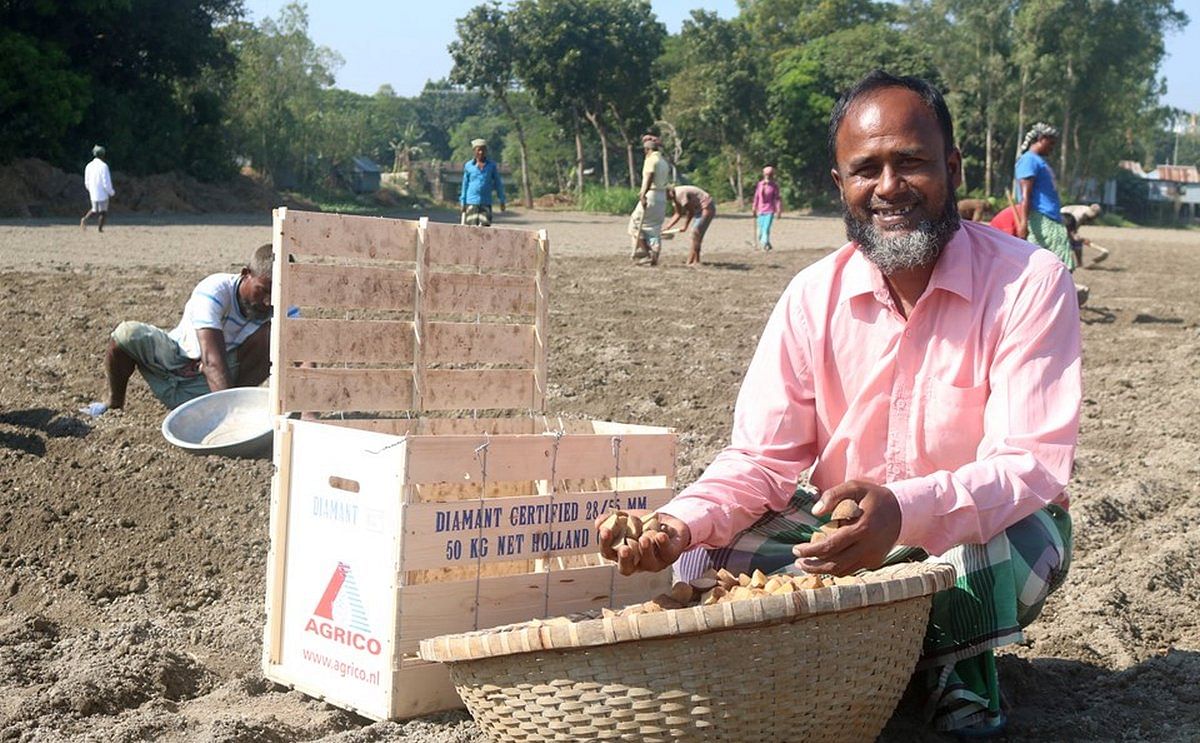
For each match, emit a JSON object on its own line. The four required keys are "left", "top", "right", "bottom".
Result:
{"left": 842, "top": 224, "right": 973, "bottom": 305}
{"left": 926, "top": 225, "right": 973, "bottom": 302}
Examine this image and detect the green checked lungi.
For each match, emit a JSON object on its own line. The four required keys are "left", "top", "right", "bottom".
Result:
{"left": 1027, "top": 211, "right": 1076, "bottom": 271}
{"left": 673, "top": 486, "right": 1072, "bottom": 733}
{"left": 111, "top": 320, "right": 241, "bottom": 409}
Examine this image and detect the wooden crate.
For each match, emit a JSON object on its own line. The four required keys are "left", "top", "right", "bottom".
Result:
{"left": 261, "top": 209, "right": 676, "bottom": 721}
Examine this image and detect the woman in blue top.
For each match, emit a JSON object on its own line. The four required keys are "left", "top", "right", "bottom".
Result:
{"left": 1014, "top": 123, "right": 1074, "bottom": 270}
{"left": 460, "top": 138, "right": 506, "bottom": 227}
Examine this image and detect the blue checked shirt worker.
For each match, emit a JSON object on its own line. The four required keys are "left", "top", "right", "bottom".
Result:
{"left": 460, "top": 138, "right": 506, "bottom": 227}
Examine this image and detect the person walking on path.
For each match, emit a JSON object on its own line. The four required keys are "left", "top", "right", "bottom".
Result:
{"left": 81, "top": 145, "right": 115, "bottom": 232}
{"left": 629, "top": 133, "right": 673, "bottom": 265}
{"left": 460, "top": 138, "right": 506, "bottom": 227}
{"left": 597, "top": 71, "right": 1080, "bottom": 738}
{"left": 86, "top": 244, "right": 277, "bottom": 416}
{"left": 752, "top": 166, "right": 783, "bottom": 250}
{"left": 665, "top": 185, "right": 716, "bottom": 265}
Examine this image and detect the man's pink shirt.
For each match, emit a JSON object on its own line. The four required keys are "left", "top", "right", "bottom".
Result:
{"left": 658, "top": 221, "right": 1082, "bottom": 556}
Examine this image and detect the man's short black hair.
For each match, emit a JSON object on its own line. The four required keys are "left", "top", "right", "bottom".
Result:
{"left": 828, "top": 70, "right": 955, "bottom": 165}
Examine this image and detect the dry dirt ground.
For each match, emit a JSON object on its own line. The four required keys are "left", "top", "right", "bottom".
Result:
{"left": 2, "top": 208, "right": 1198, "bottom": 742}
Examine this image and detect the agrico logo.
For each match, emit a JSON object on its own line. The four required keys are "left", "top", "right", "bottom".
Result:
{"left": 304, "top": 562, "right": 382, "bottom": 656}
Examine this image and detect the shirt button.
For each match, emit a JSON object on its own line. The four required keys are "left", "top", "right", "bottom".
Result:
{"left": 894, "top": 399, "right": 906, "bottom": 410}
{"left": 904, "top": 329, "right": 912, "bottom": 338}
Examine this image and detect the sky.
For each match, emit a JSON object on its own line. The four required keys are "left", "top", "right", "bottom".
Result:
{"left": 248, "top": 0, "right": 1199, "bottom": 113}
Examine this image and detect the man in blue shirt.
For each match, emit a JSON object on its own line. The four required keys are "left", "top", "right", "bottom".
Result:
{"left": 1014, "top": 123, "right": 1074, "bottom": 270}
{"left": 460, "top": 138, "right": 506, "bottom": 227}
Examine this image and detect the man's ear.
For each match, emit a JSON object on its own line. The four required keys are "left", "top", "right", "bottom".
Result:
{"left": 947, "top": 147, "right": 963, "bottom": 192}
{"left": 830, "top": 167, "right": 845, "bottom": 199}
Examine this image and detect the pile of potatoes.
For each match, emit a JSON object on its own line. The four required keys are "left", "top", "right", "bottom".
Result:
{"left": 597, "top": 500, "right": 865, "bottom": 618}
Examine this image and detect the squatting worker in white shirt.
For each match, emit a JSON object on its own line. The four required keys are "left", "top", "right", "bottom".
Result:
{"left": 81, "top": 144, "right": 116, "bottom": 231}
{"left": 95, "top": 244, "right": 280, "bottom": 413}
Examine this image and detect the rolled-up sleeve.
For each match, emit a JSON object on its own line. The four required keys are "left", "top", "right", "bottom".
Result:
{"left": 657, "top": 281, "right": 819, "bottom": 548}
{"left": 889, "top": 264, "right": 1081, "bottom": 555}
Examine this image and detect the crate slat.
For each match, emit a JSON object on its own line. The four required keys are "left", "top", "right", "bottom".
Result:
{"left": 322, "top": 417, "right": 538, "bottom": 436}
{"left": 289, "top": 263, "right": 414, "bottom": 312}
{"left": 424, "top": 221, "right": 539, "bottom": 273}
{"left": 425, "top": 272, "right": 536, "bottom": 316}
{"left": 402, "top": 432, "right": 676, "bottom": 484}
{"left": 280, "top": 318, "right": 414, "bottom": 364}
{"left": 533, "top": 230, "right": 549, "bottom": 411}
{"left": 280, "top": 367, "right": 414, "bottom": 413}
{"left": 425, "top": 322, "right": 536, "bottom": 365}
{"left": 422, "top": 369, "right": 535, "bottom": 412}
{"left": 282, "top": 210, "right": 418, "bottom": 261}
{"left": 286, "top": 263, "right": 416, "bottom": 312}
{"left": 394, "top": 567, "right": 667, "bottom": 654}
{"left": 400, "top": 488, "right": 674, "bottom": 571}
{"left": 386, "top": 662, "right": 462, "bottom": 718}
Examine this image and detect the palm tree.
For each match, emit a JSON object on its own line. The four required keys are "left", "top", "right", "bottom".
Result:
{"left": 389, "top": 122, "right": 430, "bottom": 173}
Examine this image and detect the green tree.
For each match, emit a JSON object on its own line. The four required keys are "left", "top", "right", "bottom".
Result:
{"left": 226, "top": 3, "right": 342, "bottom": 186}
{"left": 904, "top": 0, "right": 1018, "bottom": 197}
{"left": 666, "top": 11, "right": 767, "bottom": 206}
{"left": 450, "top": 2, "right": 536, "bottom": 206}
{"left": 736, "top": 0, "right": 889, "bottom": 48}
{"left": 0, "top": 0, "right": 242, "bottom": 176}
{"left": 1007, "top": 0, "right": 1186, "bottom": 195}
{"left": 412, "top": 80, "right": 490, "bottom": 161}
{"left": 511, "top": 0, "right": 665, "bottom": 194}
{"left": 0, "top": 30, "right": 90, "bottom": 165}
{"left": 599, "top": 2, "right": 666, "bottom": 188}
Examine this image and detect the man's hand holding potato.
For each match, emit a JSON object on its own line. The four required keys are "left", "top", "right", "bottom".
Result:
{"left": 596, "top": 510, "right": 691, "bottom": 576}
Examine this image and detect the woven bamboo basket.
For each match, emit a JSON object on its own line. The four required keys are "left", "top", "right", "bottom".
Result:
{"left": 420, "top": 561, "right": 956, "bottom": 743}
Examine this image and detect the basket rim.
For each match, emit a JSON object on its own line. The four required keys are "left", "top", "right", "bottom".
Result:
{"left": 419, "top": 561, "right": 956, "bottom": 663}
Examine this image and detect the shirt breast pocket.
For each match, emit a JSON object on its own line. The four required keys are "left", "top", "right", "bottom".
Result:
{"left": 918, "top": 377, "right": 989, "bottom": 468}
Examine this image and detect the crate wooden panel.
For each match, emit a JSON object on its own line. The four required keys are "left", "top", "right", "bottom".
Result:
{"left": 262, "top": 211, "right": 677, "bottom": 722}
{"left": 264, "top": 416, "right": 677, "bottom": 722}
{"left": 269, "top": 208, "right": 548, "bottom": 417}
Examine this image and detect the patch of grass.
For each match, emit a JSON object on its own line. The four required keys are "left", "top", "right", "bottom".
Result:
{"left": 579, "top": 186, "right": 639, "bottom": 215}
{"left": 1096, "top": 212, "right": 1138, "bottom": 228}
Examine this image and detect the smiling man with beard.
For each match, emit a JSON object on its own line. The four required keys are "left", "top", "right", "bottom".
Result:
{"left": 597, "top": 71, "right": 1082, "bottom": 737}
{"left": 92, "top": 243, "right": 277, "bottom": 413}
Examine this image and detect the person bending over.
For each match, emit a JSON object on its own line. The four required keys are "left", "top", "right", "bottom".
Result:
{"left": 95, "top": 244, "right": 277, "bottom": 413}
{"left": 665, "top": 185, "right": 716, "bottom": 265}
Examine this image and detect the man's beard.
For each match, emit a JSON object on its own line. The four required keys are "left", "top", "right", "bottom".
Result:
{"left": 243, "top": 303, "right": 271, "bottom": 322}
{"left": 843, "top": 192, "right": 961, "bottom": 274}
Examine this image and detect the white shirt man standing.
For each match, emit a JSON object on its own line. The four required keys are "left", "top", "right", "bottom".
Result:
{"left": 81, "top": 145, "right": 115, "bottom": 232}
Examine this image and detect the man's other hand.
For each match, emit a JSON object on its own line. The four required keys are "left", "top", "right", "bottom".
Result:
{"left": 596, "top": 510, "right": 691, "bottom": 576}
{"left": 791, "top": 480, "right": 902, "bottom": 576}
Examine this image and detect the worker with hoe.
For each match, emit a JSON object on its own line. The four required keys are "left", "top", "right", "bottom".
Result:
{"left": 598, "top": 70, "right": 1080, "bottom": 738}
{"left": 85, "top": 243, "right": 277, "bottom": 415}
{"left": 460, "top": 138, "right": 506, "bottom": 227}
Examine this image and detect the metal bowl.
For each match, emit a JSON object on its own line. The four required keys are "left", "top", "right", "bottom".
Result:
{"left": 161, "top": 386, "right": 272, "bottom": 458}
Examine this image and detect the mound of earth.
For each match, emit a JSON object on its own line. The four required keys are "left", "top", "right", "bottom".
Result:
{"left": 0, "top": 159, "right": 316, "bottom": 218}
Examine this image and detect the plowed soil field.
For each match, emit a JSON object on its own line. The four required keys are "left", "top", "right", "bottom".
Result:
{"left": 2, "top": 209, "right": 1198, "bottom": 742}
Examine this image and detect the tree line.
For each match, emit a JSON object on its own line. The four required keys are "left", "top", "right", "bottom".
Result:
{"left": 1, "top": 0, "right": 1189, "bottom": 208}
